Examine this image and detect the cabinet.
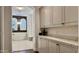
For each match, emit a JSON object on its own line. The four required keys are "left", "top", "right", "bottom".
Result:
{"left": 40, "top": 6, "right": 78, "bottom": 28}
{"left": 49, "top": 40, "right": 59, "bottom": 53}
{"left": 59, "top": 43, "right": 78, "bottom": 53}
{"left": 52, "top": 7, "right": 64, "bottom": 25}
{"left": 38, "top": 37, "right": 78, "bottom": 53}
{"left": 38, "top": 38, "right": 59, "bottom": 53}
{"left": 40, "top": 7, "right": 45, "bottom": 28}
{"left": 40, "top": 6, "right": 64, "bottom": 28}
{"left": 38, "top": 38, "right": 49, "bottom": 53}
{"left": 64, "top": 7, "right": 78, "bottom": 24}
{"left": 40, "top": 7, "right": 53, "bottom": 28}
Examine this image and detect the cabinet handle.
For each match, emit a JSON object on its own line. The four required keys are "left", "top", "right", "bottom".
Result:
{"left": 61, "top": 23, "right": 64, "bottom": 25}
{"left": 56, "top": 44, "right": 59, "bottom": 45}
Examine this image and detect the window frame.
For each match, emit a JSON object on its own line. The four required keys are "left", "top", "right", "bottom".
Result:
{"left": 12, "top": 15, "right": 27, "bottom": 32}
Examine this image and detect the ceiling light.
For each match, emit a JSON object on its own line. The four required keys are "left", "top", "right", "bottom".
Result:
{"left": 16, "top": 7, "right": 24, "bottom": 10}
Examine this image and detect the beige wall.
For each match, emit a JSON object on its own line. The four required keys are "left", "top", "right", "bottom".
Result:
{"left": 0, "top": 7, "right": 12, "bottom": 53}
{"left": 33, "top": 7, "right": 40, "bottom": 51}
{"left": 78, "top": 7, "right": 79, "bottom": 53}
{"left": 0, "top": 7, "right": 1, "bottom": 52}
{"left": 12, "top": 32, "right": 28, "bottom": 40}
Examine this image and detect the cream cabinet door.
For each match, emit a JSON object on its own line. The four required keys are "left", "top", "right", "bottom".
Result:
{"left": 48, "top": 40, "right": 59, "bottom": 53}
{"left": 74, "top": 46, "right": 78, "bottom": 53}
{"left": 40, "top": 7, "right": 45, "bottom": 28}
{"left": 64, "top": 7, "right": 78, "bottom": 23}
{"left": 52, "top": 7, "right": 64, "bottom": 25}
{"left": 40, "top": 7, "right": 53, "bottom": 28}
{"left": 44, "top": 7, "right": 53, "bottom": 27}
{"left": 38, "top": 38, "right": 49, "bottom": 53}
{"left": 59, "top": 44, "right": 78, "bottom": 53}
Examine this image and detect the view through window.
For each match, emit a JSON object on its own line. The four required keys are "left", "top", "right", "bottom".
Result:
{"left": 12, "top": 16, "right": 27, "bottom": 32}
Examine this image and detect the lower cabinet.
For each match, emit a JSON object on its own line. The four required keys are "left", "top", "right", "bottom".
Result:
{"left": 48, "top": 40, "right": 59, "bottom": 53}
{"left": 38, "top": 38, "right": 78, "bottom": 53}
{"left": 59, "top": 43, "right": 78, "bottom": 53}
{"left": 38, "top": 38, "right": 59, "bottom": 53}
{"left": 38, "top": 38, "right": 49, "bottom": 53}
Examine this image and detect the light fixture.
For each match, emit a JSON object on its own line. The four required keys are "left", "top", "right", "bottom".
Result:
{"left": 16, "top": 6, "right": 24, "bottom": 10}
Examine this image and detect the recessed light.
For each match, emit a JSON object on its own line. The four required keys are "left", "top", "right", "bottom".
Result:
{"left": 16, "top": 7, "right": 24, "bottom": 10}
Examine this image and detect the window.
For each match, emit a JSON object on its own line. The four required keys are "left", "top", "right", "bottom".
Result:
{"left": 12, "top": 16, "right": 27, "bottom": 32}
{"left": 20, "top": 18, "right": 27, "bottom": 30}
{"left": 12, "top": 18, "right": 17, "bottom": 31}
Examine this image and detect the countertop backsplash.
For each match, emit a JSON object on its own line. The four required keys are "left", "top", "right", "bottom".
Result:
{"left": 48, "top": 34, "right": 78, "bottom": 41}
{"left": 47, "top": 26, "right": 78, "bottom": 41}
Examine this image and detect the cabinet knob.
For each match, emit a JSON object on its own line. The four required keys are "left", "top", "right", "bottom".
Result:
{"left": 61, "top": 23, "right": 64, "bottom": 25}
{"left": 56, "top": 44, "right": 59, "bottom": 45}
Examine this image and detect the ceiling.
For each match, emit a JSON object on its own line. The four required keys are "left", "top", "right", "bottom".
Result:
{"left": 12, "top": 6, "right": 34, "bottom": 16}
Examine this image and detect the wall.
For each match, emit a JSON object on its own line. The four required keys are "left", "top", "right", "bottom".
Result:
{"left": 78, "top": 7, "right": 79, "bottom": 53}
{"left": 47, "top": 25, "right": 78, "bottom": 41}
{"left": 0, "top": 7, "right": 1, "bottom": 52}
{"left": 0, "top": 7, "right": 12, "bottom": 53}
{"left": 12, "top": 32, "right": 28, "bottom": 41}
{"left": 33, "top": 7, "right": 40, "bottom": 51}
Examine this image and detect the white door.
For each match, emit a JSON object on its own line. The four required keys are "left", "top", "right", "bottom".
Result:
{"left": 38, "top": 38, "right": 49, "bottom": 53}
{"left": 40, "top": 7, "right": 45, "bottom": 28}
{"left": 64, "top": 7, "right": 78, "bottom": 23}
{"left": 40, "top": 7, "right": 53, "bottom": 28}
{"left": 52, "top": 7, "right": 64, "bottom": 25}
{"left": 44, "top": 7, "right": 53, "bottom": 27}
{"left": 60, "top": 44, "right": 77, "bottom": 53}
{"left": 49, "top": 40, "right": 59, "bottom": 53}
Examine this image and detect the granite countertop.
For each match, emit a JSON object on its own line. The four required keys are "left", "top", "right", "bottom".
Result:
{"left": 39, "top": 36, "right": 78, "bottom": 47}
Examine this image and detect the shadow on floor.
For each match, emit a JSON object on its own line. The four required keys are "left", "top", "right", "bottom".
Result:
{"left": 12, "top": 49, "right": 34, "bottom": 53}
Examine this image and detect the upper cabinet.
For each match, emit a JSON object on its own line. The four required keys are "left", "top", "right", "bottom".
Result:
{"left": 40, "top": 6, "right": 64, "bottom": 28}
{"left": 40, "top": 7, "right": 45, "bottom": 28}
{"left": 64, "top": 7, "right": 78, "bottom": 24}
{"left": 40, "top": 7, "right": 53, "bottom": 28}
{"left": 52, "top": 7, "right": 64, "bottom": 25}
{"left": 40, "top": 6, "right": 78, "bottom": 28}
{"left": 44, "top": 7, "right": 53, "bottom": 27}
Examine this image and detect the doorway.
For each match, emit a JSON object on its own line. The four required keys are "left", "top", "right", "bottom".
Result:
{"left": 12, "top": 6, "right": 34, "bottom": 52}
